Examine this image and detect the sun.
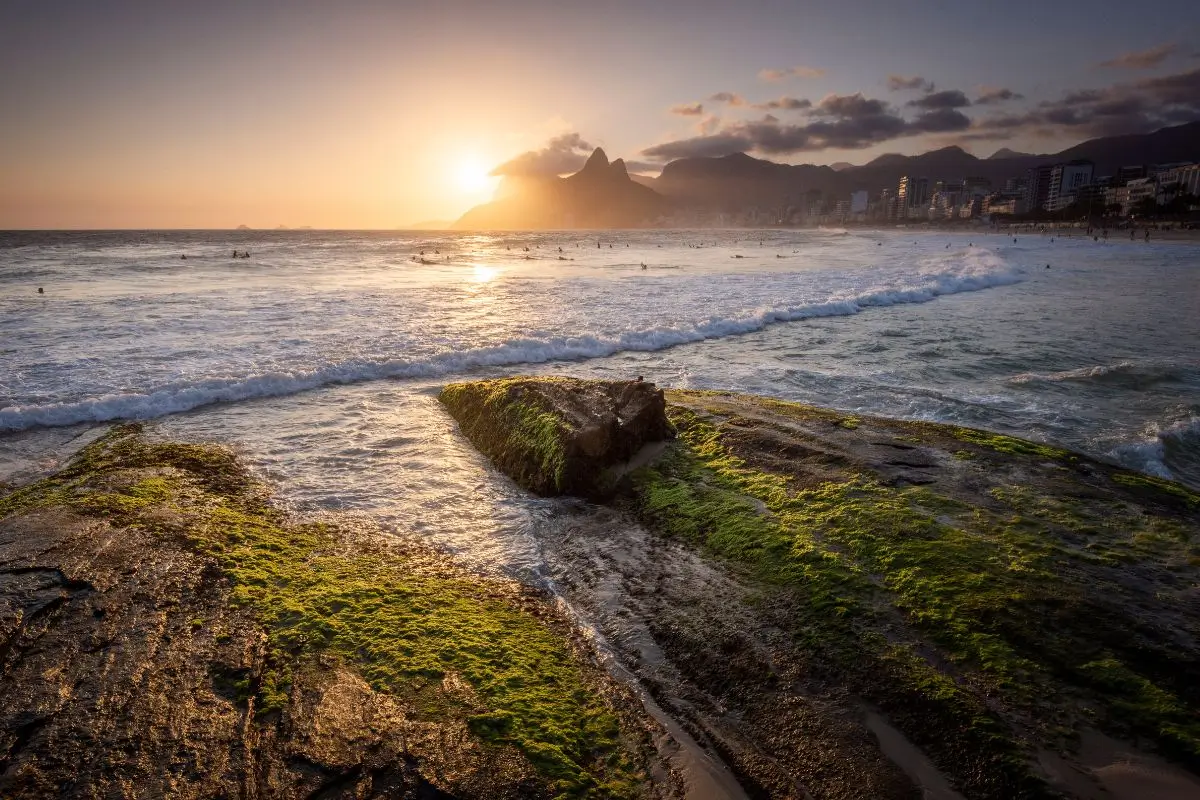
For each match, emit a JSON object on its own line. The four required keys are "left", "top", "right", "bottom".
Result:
{"left": 454, "top": 156, "right": 497, "bottom": 194}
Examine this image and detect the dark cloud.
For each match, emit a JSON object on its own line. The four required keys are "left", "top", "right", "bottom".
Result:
{"left": 907, "top": 108, "right": 972, "bottom": 133}
{"left": 813, "top": 92, "right": 889, "bottom": 118}
{"left": 752, "top": 96, "right": 812, "bottom": 111}
{"left": 1100, "top": 42, "right": 1177, "bottom": 69}
{"left": 708, "top": 92, "right": 746, "bottom": 106}
{"left": 758, "top": 65, "right": 826, "bottom": 82}
{"left": 641, "top": 132, "right": 754, "bottom": 161}
{"left": 670, "top": 102, "right": 704, "bottom": 116}
{"left": 907, "top": 90, "right": 971, "bottom": 110}
{"left": 975, "top": 87, "right": 1023, "bottom": 104}
{"left": 490, "top": 133, "right": 594, "bottom": 177}
{"left": 886, "top": 74, "right": 934, "bottom": 92}
{"left": 966, "top": 66, "right": 1200, "bottom": 141}
{"left": 642, "top": 97, "right": 953, "bottom": 160}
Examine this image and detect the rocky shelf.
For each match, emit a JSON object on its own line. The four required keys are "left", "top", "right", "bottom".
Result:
{"left": 441, "top": 377, "right": 1200, "bottom": 800}
{"left": 3, "top": 378, "right": 1199, "bottom": 799}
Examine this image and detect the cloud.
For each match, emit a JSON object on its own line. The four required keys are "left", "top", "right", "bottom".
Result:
{"left": 697, "top": 115, "right": 722, "bottom": 135}
{"left": 975, "top": 87, "right": 1023, "bottom": 105}
{"left": 758, "top": 65, "right": 826, "bottom": 82}
{"left": 907, "top": 108, "right": 972, "bottom": 133}
{"left": 1100, "top": 42, "right": 1177, "bottom": 69}
{"left": 751, "top": 96, "right": 812, "bottom": 111}
{"left": 708, "top": 92, "right": 746, "bottom": 106}
{"left": 965, "top": 66, "right": 1200, "bottom": 141}
{"left": 812, "top": 92, "right": 889, "bottom": 118}
{"left": 670, "top": 102, "right": 705, "bottom": 116}
{"left": 490, "top": 133, "right": 594, "bottom": 177}
{"left": 641, "top": 132, "right": 755, "bottom": 161}
{"left": 641, "top": 93, "right": 973, "bottom": 161}
{"left": 907, "top": 89, "right": 971, "bottom": 109}
{"left": 886, "top": 74, "right": 934, "bottom": 92}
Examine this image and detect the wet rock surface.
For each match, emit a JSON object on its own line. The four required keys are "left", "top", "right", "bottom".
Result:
{"left": 446, "top": 379, "right": 1200, "bottom": 800}
{"left": 439, "top": 377, "right": 673, "bottom": 499}
{"left": 0, "top": 426, "right": 666, "bottom": 799}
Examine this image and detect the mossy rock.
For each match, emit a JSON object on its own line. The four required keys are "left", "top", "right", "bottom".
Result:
{"left": 440, "top": 377, "right": 673, "bottom": 499}
{"left": 0, "top": 424, "right": 652, "bottom": 798}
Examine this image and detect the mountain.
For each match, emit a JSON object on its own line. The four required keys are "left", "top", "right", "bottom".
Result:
{"left": 651, "top": 152, "right": 843, "bottom": 211}
{"left": 989, "top": 148, "right": 1036, "bottom": 160}
{"left": 829, "top": 162, "right": 855, "bottom": 171}
{"left": 1052, "top": 121, "right": 1200, "bottom": 173}
{"left": 453, "top": 149, "right": 668, "bottom": 229}
{"left": 642, "top": 121, "right": 1200, "bottom": 212}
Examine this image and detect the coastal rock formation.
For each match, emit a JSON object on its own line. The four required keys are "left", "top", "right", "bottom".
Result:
{"left": 446, "top": 378, "right": 1200, "bottom": 799}
{"left": 0, "top": 426, "right": 659, "bottom": 798}
{"left": 453, "top": 148, "right": 668, "bottom": 230}
{"left": 439, "top": 376, "right": 673, "bottom": 499}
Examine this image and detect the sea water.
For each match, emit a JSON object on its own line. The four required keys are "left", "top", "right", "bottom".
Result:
{"left": 2, "top": 228, "right": 1198, "bottom": 577}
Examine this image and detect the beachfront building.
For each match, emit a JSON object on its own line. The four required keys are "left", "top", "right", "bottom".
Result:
{"left": 1156, "top": 163, "right": 1200, "bottom": 204}
{"left": 984, "top": 194, "right": 1025, "bottom": 216}
{"left": 1025, "top": 164, "right": 1055, "bottom": 212}
{"left": 1046, "top": 160, "right": 1094, "bottom": 211}
{"left": 1124, "top": 177, "right": 1157, "bottom": 214}
{"left": 963, "top": 177, "right": 992, "bottom": 198}
{"left": 897, "top": 175, "right": 929, "bottom": 219}
{"left": 850, "top": 190, "right": 869, "bottom": 215}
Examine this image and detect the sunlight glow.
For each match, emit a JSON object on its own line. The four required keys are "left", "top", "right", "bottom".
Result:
{"left": 454, "top": 156, "right": 498, "bottom": 194}
{"left": 470, "top": 264, "right": 500, "bottom": 284}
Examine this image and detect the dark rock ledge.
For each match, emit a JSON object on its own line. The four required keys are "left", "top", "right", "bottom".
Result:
{"left": 441, "top": 376, "right": 1200, "bottom": 800}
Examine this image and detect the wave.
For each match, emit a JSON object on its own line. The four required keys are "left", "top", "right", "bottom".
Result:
{"left": 0, "top": 255, "right": 1022, "bottom": 432}
{"left": 1110, "top": 416, "right": 1200, "bottom": 489}
{"left": 1008, "top": 360, "right": 1190, "bottom": 389}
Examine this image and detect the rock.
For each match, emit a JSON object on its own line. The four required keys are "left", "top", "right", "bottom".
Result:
{"left": 0, "top": 426, "right": 657, "bottom": 798}
{"left": 439, "top": 377, "right": 673, "bottom": 499}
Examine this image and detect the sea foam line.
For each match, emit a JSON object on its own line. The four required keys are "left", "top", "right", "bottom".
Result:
{"left": 0, "top": 260, "right": 1022, "bottom": 432}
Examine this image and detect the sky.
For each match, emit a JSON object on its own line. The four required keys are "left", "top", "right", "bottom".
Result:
{"left": 2, "top": 0, "right": 1199, "bottom": 228}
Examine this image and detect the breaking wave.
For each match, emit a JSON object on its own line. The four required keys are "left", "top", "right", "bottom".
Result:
{"left": 0, "top": 258, "right": 1021, "bottom": 432}
{"left": 1009, "top": 360, "right": 1190, "bottom": 389}
{"left": 1110, "top": 416, "right": 1200, "bottom": 490}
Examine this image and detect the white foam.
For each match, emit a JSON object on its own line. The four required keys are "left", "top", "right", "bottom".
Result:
{"left": 1109, "top": 416, "right": 1200, "bottom": 481}
{"left": 0, "top": 255, "right": 1022, "bottom": 432}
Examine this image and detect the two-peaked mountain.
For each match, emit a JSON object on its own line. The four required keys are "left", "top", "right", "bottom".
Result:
{"left": 453, "top": 148, "right": 667, "bottom": 229}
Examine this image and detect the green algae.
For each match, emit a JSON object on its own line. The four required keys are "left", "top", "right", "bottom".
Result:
{"left": 1112, "top": 470, "right": 1200, "bottom": 510}
{"left": 0, "top": 425, "right": 643, "bottom": 798}
{"left": 631, "top": 402, "right": 1200, "bottom": 789}
{"left": 441, "top": 379, "right": 573, "bottom": 493}
{"left": 950, "top": 427, "right": 1073, "bottom": 461}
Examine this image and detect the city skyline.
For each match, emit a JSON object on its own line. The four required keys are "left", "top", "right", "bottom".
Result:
{"left": 3, "top": 0, "right": 1199, "bottom": 228}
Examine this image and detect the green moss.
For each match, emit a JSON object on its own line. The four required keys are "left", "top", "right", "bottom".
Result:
{"left": 631, "top": 403, "right": 1200, "bottom": 788}
{"left": 1112, "top": 471, "right": 1200, "bottom": 510}
{"left": 441, "top": 379, "right": 573, "bottom": 494}
{"left": 0, "top": 425, "right": 642, "bottom": 798}
{"left": 631, "top": 409, "right": 1044, "bottom": 795}
{"left": 951, "top": 427, "right": 1072, "bottom": 460}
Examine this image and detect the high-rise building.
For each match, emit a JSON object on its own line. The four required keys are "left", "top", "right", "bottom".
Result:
{"left": 897, "top": 176, "right": 929, "bottom": 218}
{"left": 1025, "top": 164, "right": 1055, "bottom": 212}
{"left": 1046, "top": 160, "right": 1094, "bottom": 211}
{"left": 963, "top": 177, "right": 992, "bottom": 197}
{"left": 850, "top": 190, "right": 869, "bottom": 214}
{"left": 1116, "top": 165, "right": 1147, "bottom": 184}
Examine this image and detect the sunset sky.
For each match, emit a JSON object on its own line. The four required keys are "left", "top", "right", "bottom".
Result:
{"left": 3, "top": 0, "right": 1199, "bottom": 229}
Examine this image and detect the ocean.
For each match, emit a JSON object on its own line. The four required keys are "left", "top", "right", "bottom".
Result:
{"left": 2, "top": 228, "right": 1198, "bottom": 579}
